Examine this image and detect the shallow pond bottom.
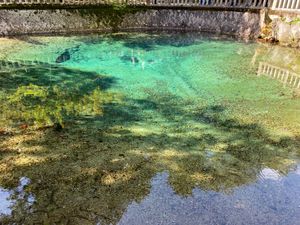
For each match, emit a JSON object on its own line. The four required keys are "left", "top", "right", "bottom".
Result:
{"left": 0, "top": 32, "right": 300, "bottom": 225}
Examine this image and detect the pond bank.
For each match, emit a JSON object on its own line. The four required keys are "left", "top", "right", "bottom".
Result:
{"left": 259, "top": 10, "right": 300, "bottom": 48}
{"left": 0, "top": 6, "right": 261, "bottom": 39}
{"left": 0, "top": 6, "right": 299, "bottom": 47}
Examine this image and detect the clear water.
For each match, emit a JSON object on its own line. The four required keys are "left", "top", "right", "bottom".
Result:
{"left": 0, "top": 32, "right": 299, "bottom": 225}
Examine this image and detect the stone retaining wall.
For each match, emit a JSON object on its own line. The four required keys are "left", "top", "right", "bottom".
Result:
{"left": 259, "top": 10, "right": 300, "bottom": 47}
{"left": 0, "top": 7, "right": 261, "bottom": 39}
{"left": 270, "top": 13, "right": 300, "bottom": 48}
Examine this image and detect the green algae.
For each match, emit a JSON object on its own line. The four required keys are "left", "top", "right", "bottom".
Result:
{"left": 76, "top": 5, "right": 147, "bottom": 31}
{"left": 2, "top": 81, "right": 118, "bottom": 128}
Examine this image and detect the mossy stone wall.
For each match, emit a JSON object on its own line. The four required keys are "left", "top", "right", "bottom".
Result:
{"left": 0, "top": 6, "right": 261, "bottom": 38}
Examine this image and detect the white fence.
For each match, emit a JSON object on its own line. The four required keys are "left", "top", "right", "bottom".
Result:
{"left": 0, "top": 0, "right": 273, "bottom": 8}
{"left": 258, "top": 62, "right": 300, "bottom": 89}
{"left": 0, "top": 0, "right": 145, "bottom": 5}
{"left": 271, "top": 0, "right": 300, "bottom": 11}
{"left": 0, "top": 0, "right": 299, "bottom": 12}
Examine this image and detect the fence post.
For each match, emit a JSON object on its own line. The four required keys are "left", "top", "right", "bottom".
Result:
{"left": 296, "top": 0, "right": 300, "bottom": 9}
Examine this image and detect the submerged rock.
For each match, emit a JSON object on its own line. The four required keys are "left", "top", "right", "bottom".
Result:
{"left": 55, "top": 50, "right": 71, "bottom": 63}
{"left": 53, "top": 123, "right": 63, "bottom": 132}
{"left": 55, "top": 45, "right": 81, "bottom": 64}
{"left": 120, "top": 55, "right": 139, "bottom": 64}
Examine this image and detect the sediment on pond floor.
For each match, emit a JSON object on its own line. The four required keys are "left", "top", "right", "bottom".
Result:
{"left": 1, "top": 99, "right": 300, "bottom": 224}
{"left": 0, "top": 32, "right": 299, "bottom": 225}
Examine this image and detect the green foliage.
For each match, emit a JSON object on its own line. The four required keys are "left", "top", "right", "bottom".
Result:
{"left": 280, "top": 16, "right": 300, "bottom": 25}
{"left": 289, "top": 17, "right": 300, "bottom": 25}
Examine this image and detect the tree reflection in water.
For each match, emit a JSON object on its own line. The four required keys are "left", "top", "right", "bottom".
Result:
{"left": 0, "top": 37, "right": 299, "bottom": 225}
{"left": 1, "top": 92, "right": 299, "bottom": 224}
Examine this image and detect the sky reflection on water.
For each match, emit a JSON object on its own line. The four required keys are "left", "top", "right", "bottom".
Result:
{"left": 119, "top": 167, "right": 300, "bottom": 225}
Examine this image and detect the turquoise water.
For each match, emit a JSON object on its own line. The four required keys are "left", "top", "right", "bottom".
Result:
{"left": 0, "top": 32, "right": 300, "bottom": 224}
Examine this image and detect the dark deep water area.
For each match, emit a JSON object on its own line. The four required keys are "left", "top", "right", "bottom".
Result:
{"left": 0, "top": 32, "right": 300, "bottom": 225}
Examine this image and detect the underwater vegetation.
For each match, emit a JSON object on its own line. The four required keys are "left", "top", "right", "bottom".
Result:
{"left": 0, "top": 61, "right": 120, "bottom": 129}
{"left": 2, "top": 84, "right": 116, "bottom": 128}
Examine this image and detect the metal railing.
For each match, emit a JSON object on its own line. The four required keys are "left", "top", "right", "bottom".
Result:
{"left": 271, "top": 0, "right": 300, "bottom": 11}
{"left": 0, "top": 0, "right": 299, "bottom": 11}
{"left": 0, "top": 0, "right": 270, "bottom": 8}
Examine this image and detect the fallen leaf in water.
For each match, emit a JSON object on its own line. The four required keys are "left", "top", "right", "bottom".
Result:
{"left": 19, "top": 124, "right": 28, "bottom": 130}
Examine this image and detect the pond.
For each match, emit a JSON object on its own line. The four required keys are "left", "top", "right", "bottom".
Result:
{"left": 0, "top": 32, "right": 299, "bottom": 225}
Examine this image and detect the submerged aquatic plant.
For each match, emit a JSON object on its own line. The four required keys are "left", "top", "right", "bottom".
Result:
{"left": 1, "top": 83, "right": 118, "bottom": 129}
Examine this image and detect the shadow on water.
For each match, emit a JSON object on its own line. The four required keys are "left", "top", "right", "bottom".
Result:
{"left": 0, "top": 83, "right": 299, "bottom": 224}
{"left": 77, "top": 31, "right": 236, "bottom": 51}
{"left": 0, "top": 60, "right": 117, "bottom": 91}
{"left": 0, "top": 59, "right": 120, "bottom": 129}
{"left": 8, "top": 36, "right": 46, "bottom": 46}
{"left": 120, "top": 32, "right": 202, "bottom": 50}
{"left": 0, "top": 38, "right": 300, "bottom": 224}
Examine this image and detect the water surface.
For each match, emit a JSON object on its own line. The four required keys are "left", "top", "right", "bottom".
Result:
{"left": 0, "top": 32, "right": 299, "bottom": 225}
